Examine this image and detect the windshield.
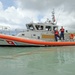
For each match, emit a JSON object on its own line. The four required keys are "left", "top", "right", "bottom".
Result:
{"left": 35, "top": 25, "right": 43, "bottom": 30}
{"left": 45, "top": 26, "right": 51, "bottom": 31}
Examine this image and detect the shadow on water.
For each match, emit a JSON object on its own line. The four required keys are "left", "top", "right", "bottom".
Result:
{"left": 0, "top": 46, "right": 57, "bottom": 59}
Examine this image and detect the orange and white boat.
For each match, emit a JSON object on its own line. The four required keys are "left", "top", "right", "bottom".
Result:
{"left": 0, "top": 10, "right": 75, "bottom": 46}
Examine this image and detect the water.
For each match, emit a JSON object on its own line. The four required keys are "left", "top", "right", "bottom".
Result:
{"left": 0, "top": 46, "right": 75, "bottom": 75}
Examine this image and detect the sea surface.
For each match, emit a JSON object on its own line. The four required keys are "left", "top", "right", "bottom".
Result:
{"left": 0, "top": 46, "right": 75, "bottom": 75}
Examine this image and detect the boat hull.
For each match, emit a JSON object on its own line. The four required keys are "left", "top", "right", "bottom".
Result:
{"left": 0, "top": 34, "right": 75, "bottom": 46}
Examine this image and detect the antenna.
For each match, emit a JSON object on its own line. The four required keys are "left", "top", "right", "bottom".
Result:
{"left": 52, "top": 9, "right": 56, "bottom": 24}
{"left": 51, "top": 9, "right": 58, "bottom": 25}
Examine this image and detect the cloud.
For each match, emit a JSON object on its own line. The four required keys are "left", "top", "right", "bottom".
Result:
{"left": 0, "top": 1, "right": 3, "bottom": 10}
{"left": 16, "top": 0, "right": 75, "bottom": 12}
{"left": 0, "top": 0, "right": 75, "bottom": 32}
{"left": 16, "top": 0, "right": 64, "bottom": 11}
{"left": 0, "top": 1, "right": 40, "bottom": 29}
{"left": 15, "top": 0, "right": 75, "bottom": 32}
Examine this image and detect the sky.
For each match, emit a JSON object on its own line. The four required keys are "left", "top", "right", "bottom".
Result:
{"left": 0, "top": 0, "right": 75, "bottom": 32}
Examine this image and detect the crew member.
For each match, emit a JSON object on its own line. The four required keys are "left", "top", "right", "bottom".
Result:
{"left": 54, "top": 28, "right": 60, "bottom": 41}
{"left": 60, "top": 26, "right": 65, "bottom": 40}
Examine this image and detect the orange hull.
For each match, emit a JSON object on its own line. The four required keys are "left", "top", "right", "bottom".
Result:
{"left": 0, "top": 34, "right": 75, "bottom": 46}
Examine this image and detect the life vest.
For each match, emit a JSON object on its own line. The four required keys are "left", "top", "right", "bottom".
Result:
{"left": 60, "top": 28, "right": 64, "bottom": 32}
{"left": 55, "top": 30, "right": 59, "bottom": 35}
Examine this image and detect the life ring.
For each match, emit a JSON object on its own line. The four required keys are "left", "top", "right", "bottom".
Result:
{"left": 70, "top": 34, "right": 74, "bottom": 39}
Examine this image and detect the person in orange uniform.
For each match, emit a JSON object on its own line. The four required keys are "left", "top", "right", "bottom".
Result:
{"left": 60, "top": 26, "right": 65, "bottom": 40}
{"left": 54, "top": 28, "right": 60, "bottom": 41}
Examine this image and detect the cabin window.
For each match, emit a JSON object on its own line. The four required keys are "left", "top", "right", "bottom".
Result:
{"left": 22, "top": 34, "right": 25, "bottom": 36}
{"left": 38, "top": 36, "right": 40, "bottom": 39}
{"left": 26, "top": 24, "right": 34, "bottom": 30}
{"left": 53, "top": 26, "right": 58, "bottom": 31}
{"left": 45, "top": 26, "right": 51, "bottom": 31}
{"left": 35, "top": 25, "right": 43, "bottom": 30}
{"left": 33, "top": 34, "right": 36, "bottom": 36}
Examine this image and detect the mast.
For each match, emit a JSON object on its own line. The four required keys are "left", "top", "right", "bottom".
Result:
{"left": 52, "top": 9, "right": 56, "bottom": 25}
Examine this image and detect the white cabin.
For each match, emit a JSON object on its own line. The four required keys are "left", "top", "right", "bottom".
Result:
{"left": 17, "top": 22, "right": 58, "bottom": 41}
